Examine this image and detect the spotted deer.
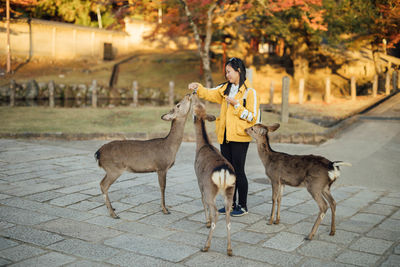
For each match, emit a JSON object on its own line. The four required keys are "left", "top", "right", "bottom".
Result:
{"left": 192, "top": 93, "right": 236, "bottom": 256}
{"left": 95, "top": 94, "right": 192, "bottom": 218}
{"left": 246, "top": 123, "right": 351, "bottom": 240}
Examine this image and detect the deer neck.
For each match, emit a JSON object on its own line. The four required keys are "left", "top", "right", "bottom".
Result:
{"left": 194, "top": 119, "right": 211, "bottom": 151}
{"left": 165, "top": 116, "right": 187, "bottom": 151}
{"left": 256, "top": 135, "right": 274, "bottom": 155}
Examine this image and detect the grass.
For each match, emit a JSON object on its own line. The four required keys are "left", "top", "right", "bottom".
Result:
{"left": 0, "top": 104, "right": 327, "bottom": 137}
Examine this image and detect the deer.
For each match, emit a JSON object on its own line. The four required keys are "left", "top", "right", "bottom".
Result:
{"left": 94, "top": 94, "right": 192, "bottom": 218}
{"left": 191, "top": 93, "right": 236, "bottom": 256}
{"left": 245, "top": 123, "right": 352, "bottom": 240}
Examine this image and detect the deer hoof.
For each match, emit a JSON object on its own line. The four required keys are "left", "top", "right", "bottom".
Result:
{"left": 329, "top": 231, "right": 335, "bottom": 236}
{"left": 267, "top": 220, "right": 274, "bottom": 225}
{"left": 201, "top": 247, "right": 209, "bottom": 252}
{"left": 304, "top": 235, "right": 313, "bottom": 241}
{"left": 227, "top": 249, "right": 233, "bottom": 256}
{"left": 111, "top": 214, "right": 120, "bottom": 219}
{"left": 274, "top": 220, "right": 280, "bottom": 225}
{"left": 162, "top": 209, "right": 170, "bottom": 215}
{"left": 206, "top": 222, "right": 211, "bottom": 228}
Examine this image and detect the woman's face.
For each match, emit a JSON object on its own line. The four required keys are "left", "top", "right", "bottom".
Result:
{"left": 225, "top": 64, "right": 240, "bottom": 85}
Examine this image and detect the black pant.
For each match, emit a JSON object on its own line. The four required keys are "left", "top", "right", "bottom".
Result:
{"left": 220, "top": 140, "right": 249, "bottom": 209}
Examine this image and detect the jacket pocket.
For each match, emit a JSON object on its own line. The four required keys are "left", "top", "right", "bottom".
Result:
{"left": 236, "top": 118, "right": 250, "bottom": 136}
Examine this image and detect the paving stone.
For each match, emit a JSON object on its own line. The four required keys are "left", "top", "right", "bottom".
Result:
{"left": 235, "top": 244, "right": 303, "bottom": 266}
{"left": 350, "top": 237, "right": 393, "bottom": 255}
{"left": 301, "top": 258, "right": 352, "bottom": 267}
{"left": 84, "top": 216, "right": 125, "bottom": 227}
{"left": 184, "top": 251, "right": 268, "bottom": 267}
{"left": 68, "top": 200, "right": 103, "bottom": 211}
{"left": 246, "top": 220, "right": 286, "bottom": 234}
{"left": 170, "top": 203, "right": 204, "bottom": 214}
{"left": 0, "top": 244, "right": 46, "bottom": 262}
{"left": 262, "top": 232, "right": 305, "bottom": 252}
{"left": 138, "top": 210, "right": 187, "bottom": 227}
{"left": 377, "top": 197, "right": 400, "bottom": 206}
{"left": 0, "top": 237, "right": 18, "bottom": 250}
{"left": 10, "top": 252, "right": 76, "bottom": 267}
{"left": 0, "top": 226, "right": 64, "bottom": 246}
{"left": 366, "top": 228, "right": 400, "bottom": 241}
{"left": 0, "top": 257, "right": 12, "bottom": 266}
{"left": 111, "top": 221, "right": 175, "bottom": 239}
{"left": 168, "top": 219, "right": 204, "bottom": 232}
{"left": 55, "top": 182, "right": 99, "bottom": 194}
{"left": 231, "top": 230, "right": 268, "bottom": 245}
{"left": 319, "top": 229, "right": 360, "bottom": 245}
{"left": 49, "top": 193, "right": 91, "bottom": 206}
{"left": 38, "top": 218, "right": 122, "bottom": 242}
{"left": 0, "top": 206, "right": 57, "bottom": 226}
{"left": 337, "top": 219, "right": 376, "bottom": 233}
{"left": 3, "top": 183, "right": 62, "bottom": 197}
{"left": 0, "top": 221, "right": 14, "bottom": 231}
{"left": 128, "top": 202, "right": 161, "bottom": 214}
{"left": 390, "top": 209, "right": 400, "bottom": 219}
{"left": 298, "top": 240, "right": 341, "bottom": 259}
{"left": 106, "top": 251, "right": 181, "bottom": 267}
{"left": 104, "top": 234, "right": 199, "bottom": 263}
{"left": 395, "top": 244, "right": 400, "bottom": 254}
{"left": 25, "top": 191, "right": 64, "bottom": 202}
{"left": 166, "top": 231, "right": 208, "bottom": 248}
{"left": 335, "top": 250, "right": 380, "bottom": 266}
{"left": 0, "top": 197, "right": 95, "bottom": 221}
{"left": 230, "top": 213, "right": 264, "bottom": 225}
{"left": 114, "top": 211, "right": 147, "bottom": 221}
{"left": 48, "top": 239, "right": 119, "bottom": 261}
{"left": 351, "top": 213, "right": 386, "bottom": 225}
{"left": 362, "top": 203, "right": 398, "bottom": 216}
{"left": 381, "top": 254, "right": 400, "bottom": 267}
{"left": 275, "top": 210, "right": 310, "bottom": 224}
{"left": 288, "top": 221, "right": 329, "bottom": 238}
{"left": 89, "top": 202, "right": 133, "bottom": 217}
{"left": 65, "top": 260, "right": 113, "bottom": 267}
{"left": 378, "top": 218, "right": 400, "bottom": 231}
{"left": 288, "top": 202, "right": 318, "bottom": 215}
{"left": 0, "top": 194, "right": 12, "bottom": 200}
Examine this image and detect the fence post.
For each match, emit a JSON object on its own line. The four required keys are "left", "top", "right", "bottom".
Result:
{"left": 281, "top": 76, "right": 290, "bottom": 123}
{"left": 91, "top": 80, "right": 97, "bottom": 108}
{"left": 169, "top": 80, "right": 174, "bottom": 106}
{"left": 385, "top": 71, "right": 391, "bottom": 95}
{"left": 131, "top": 81, "right": 138, "bottom": 107}
{"left": 351, "top": 76, "right": 356, "bottom": 101}
{"left": 9, "top": 80, "right": 16, "bottom": 107}
{"left": 298, "top": 78, "right": 304, "bottom": 104}
{"left": 49, "top": 80, "right": 55, "bottom": 108}
{"left": 325, "top": 77, "right": 331, "bottom": 104}
{"left": 398, "top": 70, "right": 400, "bottom": 91}
{"left": 392, "top": 71, "right": 397, "bottom": 91}
{"left": 269, "top": 80, "right": 274, "bottom": 106}
{"left": 372, "top": 74, "right": 378, "bottom": 97}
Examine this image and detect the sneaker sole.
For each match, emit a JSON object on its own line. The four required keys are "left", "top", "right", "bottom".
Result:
{"left": 231, "top": 211, "right": 248, "bottom": 217}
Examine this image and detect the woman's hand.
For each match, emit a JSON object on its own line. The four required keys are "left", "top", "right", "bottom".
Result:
{"left": 226, "top": 97, "right": 239, "bottom": 106}
{"left": 188, "top": 83, "right": 198, "bottom": 91}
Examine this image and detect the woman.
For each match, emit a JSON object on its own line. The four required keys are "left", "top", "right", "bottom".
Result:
{"left": 188, "top": 57, "right": 260, "bottom": 216}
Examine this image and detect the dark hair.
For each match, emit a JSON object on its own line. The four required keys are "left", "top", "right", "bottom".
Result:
{"left": 223, "top": 57, "right": 247, "bottom": 96}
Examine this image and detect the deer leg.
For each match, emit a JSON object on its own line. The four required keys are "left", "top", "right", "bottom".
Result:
{"left": 201, "top": 191, "right": 211, "bottom": 228}
{"left": 275, "top": 184, "right": 284, "bottom": 224}
{"left": 322, "top": 187, "right": 337, "bottom": 236}
{"left": 202, "top": 202, "right": 218, "bottom": 253}
{"left": 157, "top": 170, "right": 170, "bottom": 214}
{"left": 268, "top": 182, "right": 279, "bottom": 225}
{"left": 225, "top": 186, "right": 234, "bottom": 256}
{"left": 100, "top": 171, "right": 122, "bottom": 219}
{"left": 306, "top": 190, "right": 328, "bottom": 240}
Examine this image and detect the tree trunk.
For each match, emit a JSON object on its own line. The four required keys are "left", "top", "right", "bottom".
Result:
{"left": 180, "top": 0, "right": 215, "bottom": 88}
{"left": 290, "top": 42, "right": 309, "bottom": 84}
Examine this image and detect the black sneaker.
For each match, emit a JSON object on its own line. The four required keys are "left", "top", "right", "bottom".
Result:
{"left": 218, "top": 204, "right": 236, "bottom": 214}
{"left": 230, "top": 205, "right": 248, "bottom": 217}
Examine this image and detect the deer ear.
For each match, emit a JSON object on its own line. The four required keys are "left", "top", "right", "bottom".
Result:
{"left": 206, "top": 114, "right": 216, "bottom": 121}
{"left": 161, "top": 111, "right": 175, "bottom": 121}
{"left": 267, "top": 123, "right": 280, "bottom": 132}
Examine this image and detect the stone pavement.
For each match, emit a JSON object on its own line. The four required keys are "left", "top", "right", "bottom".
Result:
{"left": 0, "top": 136, "right": 399, "bottom": 267}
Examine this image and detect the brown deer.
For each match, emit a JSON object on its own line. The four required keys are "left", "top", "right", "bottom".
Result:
{"left": 95, "top": 94, "right": 192, "bottom": 218}
{"left": 192, "top": 94, "right": 236, "bottom": 256}
{"left": 245, "top": 123, "right": 351, "bottom": 240}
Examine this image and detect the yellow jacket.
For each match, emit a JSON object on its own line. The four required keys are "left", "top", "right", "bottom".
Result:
{"left": 196, "top": 81, "right": 260, "bottom": 144}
